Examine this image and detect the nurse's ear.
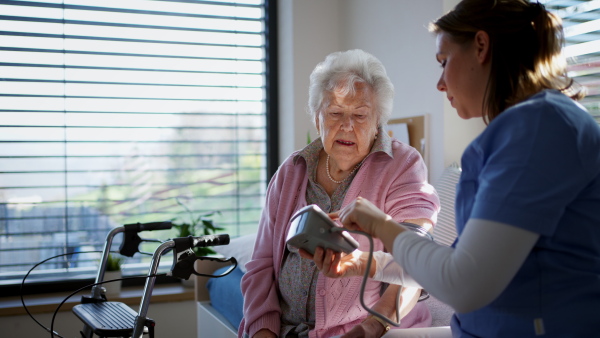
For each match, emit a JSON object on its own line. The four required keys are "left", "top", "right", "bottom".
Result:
{"left": 474, "top": 30, "right": 491, "bottom": 65}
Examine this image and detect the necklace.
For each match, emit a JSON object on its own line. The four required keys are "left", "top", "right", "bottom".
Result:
{"left": 325, "top": 154, "right": 365, "bottom": 184}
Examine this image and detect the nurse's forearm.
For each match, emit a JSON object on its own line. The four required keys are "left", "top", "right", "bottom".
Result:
{"left": 393, "top": 219, "right": 539, "bottom": 313}
{"left": 374, "top": 217, "right": 406, "bottom": 252}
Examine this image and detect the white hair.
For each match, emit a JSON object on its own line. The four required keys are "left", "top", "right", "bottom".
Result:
{"left": 307, "top": 49, "right": 394, "bottom": 127}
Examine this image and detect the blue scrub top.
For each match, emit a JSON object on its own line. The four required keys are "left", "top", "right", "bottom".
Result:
{"left": 453, "top": 90, "right": 600, "bottom": 337}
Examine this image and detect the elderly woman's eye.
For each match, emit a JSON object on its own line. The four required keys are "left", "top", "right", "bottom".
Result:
{"left": 353, "top": 113, "right": 368, "bottom": 121}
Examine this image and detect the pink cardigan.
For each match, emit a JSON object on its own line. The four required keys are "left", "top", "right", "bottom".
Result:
{"left": 239, "top": 139, "right": 440, "bottom": 338}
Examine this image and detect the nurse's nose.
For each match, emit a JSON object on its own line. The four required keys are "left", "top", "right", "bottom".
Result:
{"left": 437, "top": 75, "right": 446, "bottom": 92}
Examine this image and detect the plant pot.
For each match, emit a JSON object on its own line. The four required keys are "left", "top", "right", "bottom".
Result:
{"left": 181, "top": 277, "right": 195, "bottom": 288}
{"left": 103, "top": 270, "right": 122, "bottom": 297}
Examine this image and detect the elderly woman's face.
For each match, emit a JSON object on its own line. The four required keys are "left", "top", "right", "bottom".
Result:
{"left": 317, "top": 82, "right": 378, "bottom": 167}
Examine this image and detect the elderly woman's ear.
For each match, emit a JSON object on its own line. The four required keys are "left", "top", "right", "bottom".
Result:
{"left": 315, "top": 114, "right": 321, "bottom": 136}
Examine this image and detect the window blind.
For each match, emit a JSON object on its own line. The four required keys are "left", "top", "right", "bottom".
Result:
{"left": 542, "top": 0, "right": 600, "bottom": 123}
{"left": 0, "top": 0, "right": 270, "bottom": 286}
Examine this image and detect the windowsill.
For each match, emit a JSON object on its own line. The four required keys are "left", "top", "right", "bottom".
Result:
{"left": 0, "top": 283, "right": 195, "bottom": 317}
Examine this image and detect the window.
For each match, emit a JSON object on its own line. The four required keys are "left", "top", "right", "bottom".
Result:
{"left": 543, "top": 0, "right": 600, "bottom": 123}
{"left": 0, "top": 0, "right": 276, "bottom": 288}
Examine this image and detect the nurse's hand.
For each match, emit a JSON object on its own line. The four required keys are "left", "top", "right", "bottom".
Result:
{"left": 330, "top": 197, "right": 392, "bottom": 237}
{"left": 298, "top": 247, "right": 375, "bottom": 279}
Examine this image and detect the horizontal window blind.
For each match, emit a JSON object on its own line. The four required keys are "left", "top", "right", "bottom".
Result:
{"left": 542, "top": 0, "right": 600, "bottom": 123}
{"left": 0, "top": 0, "right": 268, "bottom": 286}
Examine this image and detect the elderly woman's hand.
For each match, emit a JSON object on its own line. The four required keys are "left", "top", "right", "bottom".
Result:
{"left": 252, "top": 329, "right": 277, "bottom": 338}
{"left": 330, "top": 197, "right": 392, "bottom": 237}
{"left": 298, "top": 247, "right": 374, "bottom": 279}
{"left": 340, "top": 316, "right": 390, "bottom": 338}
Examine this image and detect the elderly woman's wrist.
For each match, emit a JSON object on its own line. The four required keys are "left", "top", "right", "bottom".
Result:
{"left": 362, "top": 315, "right": 391, "bottom": 337}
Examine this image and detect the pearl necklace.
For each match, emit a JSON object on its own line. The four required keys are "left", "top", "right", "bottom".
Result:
{"left": 326, "top": 154, "right": 365, "bottom": 184}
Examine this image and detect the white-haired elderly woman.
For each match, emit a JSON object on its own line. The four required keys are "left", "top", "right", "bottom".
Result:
{"left": 239, "top": 49, "right": 440, "bottom": 338}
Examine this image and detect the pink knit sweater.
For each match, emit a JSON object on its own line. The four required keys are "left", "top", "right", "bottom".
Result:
{"left": 239, "top": 139, "right": 440, "bottom": 338}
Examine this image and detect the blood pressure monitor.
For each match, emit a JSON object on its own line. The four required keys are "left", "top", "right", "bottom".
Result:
{"left": 286, "top": 204, "right": 359, "bottom": 255}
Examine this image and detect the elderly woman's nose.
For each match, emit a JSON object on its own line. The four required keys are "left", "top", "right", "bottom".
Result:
{"left": 340, "top": 115, "right": 354, "bottom": 130}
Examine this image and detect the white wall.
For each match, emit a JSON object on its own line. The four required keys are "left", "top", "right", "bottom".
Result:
{"left": 278, "top": 0, "right": 486, "bottom": 182}
{"left": 340, "top": 0, "right": 445, "bottom": 181}
{"left": 440, "top": 0, "right": 486, "bottom": 170}
{"left": 278, "top": 0, "right": 341, "bottom": 162}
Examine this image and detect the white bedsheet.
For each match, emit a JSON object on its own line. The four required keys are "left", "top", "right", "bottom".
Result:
{"left": 330, "top": 326, "right": 451, "bottom": 338}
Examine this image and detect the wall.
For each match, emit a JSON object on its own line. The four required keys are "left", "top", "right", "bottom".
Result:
{"left": 340, "top": 0, "right": 445, "bottom": 180}
{"left": 278, "top": 0, "right": 341, "bottom": 163}
{"left": 278, "top": 0, "right": 486, "bottom": 182}
{"left": 440, "top": 0, "right": 486, "bottom": 170}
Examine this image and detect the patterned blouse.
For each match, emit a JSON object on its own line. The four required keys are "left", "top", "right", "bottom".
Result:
{"left": 278, "top": 129, "right": 392, "bottom": 337}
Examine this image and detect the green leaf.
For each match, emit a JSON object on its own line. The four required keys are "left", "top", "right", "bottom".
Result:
{"left": 105, "top": 253, "right": 123, "bottom": 272}
{"left": 170, "top": 199, "right": 223, "bottom": 257}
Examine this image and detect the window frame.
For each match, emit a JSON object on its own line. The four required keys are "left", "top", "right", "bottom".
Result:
{"left": 0, "top": 0, "right": 278, "bottom": 295}
{"left": 542, "top": 0, "right": 600, "bottom": 124}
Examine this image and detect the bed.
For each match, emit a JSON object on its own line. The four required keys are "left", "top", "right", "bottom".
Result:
{"left": 195, "top": 233, "right": 254, "bottom": 338}
{"left": 195, "top": 164, "right": 461, "bottom": 338}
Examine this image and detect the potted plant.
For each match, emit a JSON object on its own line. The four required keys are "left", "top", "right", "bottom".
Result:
{"left": 172, "top": 199, "right": 224, "bottom": 256}
{"left": 103, "top": 253, "right": 124, "bottom": 297}
{"left": 171, "top": 199, "right": 224, "bottom": 287}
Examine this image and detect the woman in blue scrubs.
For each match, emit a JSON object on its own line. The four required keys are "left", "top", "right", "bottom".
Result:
{"left": 308, "top": 0, "right": 600, "bottom": 337}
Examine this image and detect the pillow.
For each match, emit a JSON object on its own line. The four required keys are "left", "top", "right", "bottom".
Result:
{"left": 432, "top": 163, "right": 461, "bottom": 247}
{"left": 212, "top": 232, "right": 257, "bottom": 273}
{"left": 206, "top": 265, "right": 245, "bottom": 329}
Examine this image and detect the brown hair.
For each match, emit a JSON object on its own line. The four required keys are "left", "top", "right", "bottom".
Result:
{"left": 429, "top": 0, "right": 585, "bottom": 124}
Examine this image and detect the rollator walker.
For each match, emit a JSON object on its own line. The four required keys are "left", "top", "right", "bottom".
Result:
{"left": 72, "top": 221, "right": 236, "bottom": 338}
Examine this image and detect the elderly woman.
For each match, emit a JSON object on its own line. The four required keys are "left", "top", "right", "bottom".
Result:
{"left": 239, "top": 49, "right": 440, "bottom": 338}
